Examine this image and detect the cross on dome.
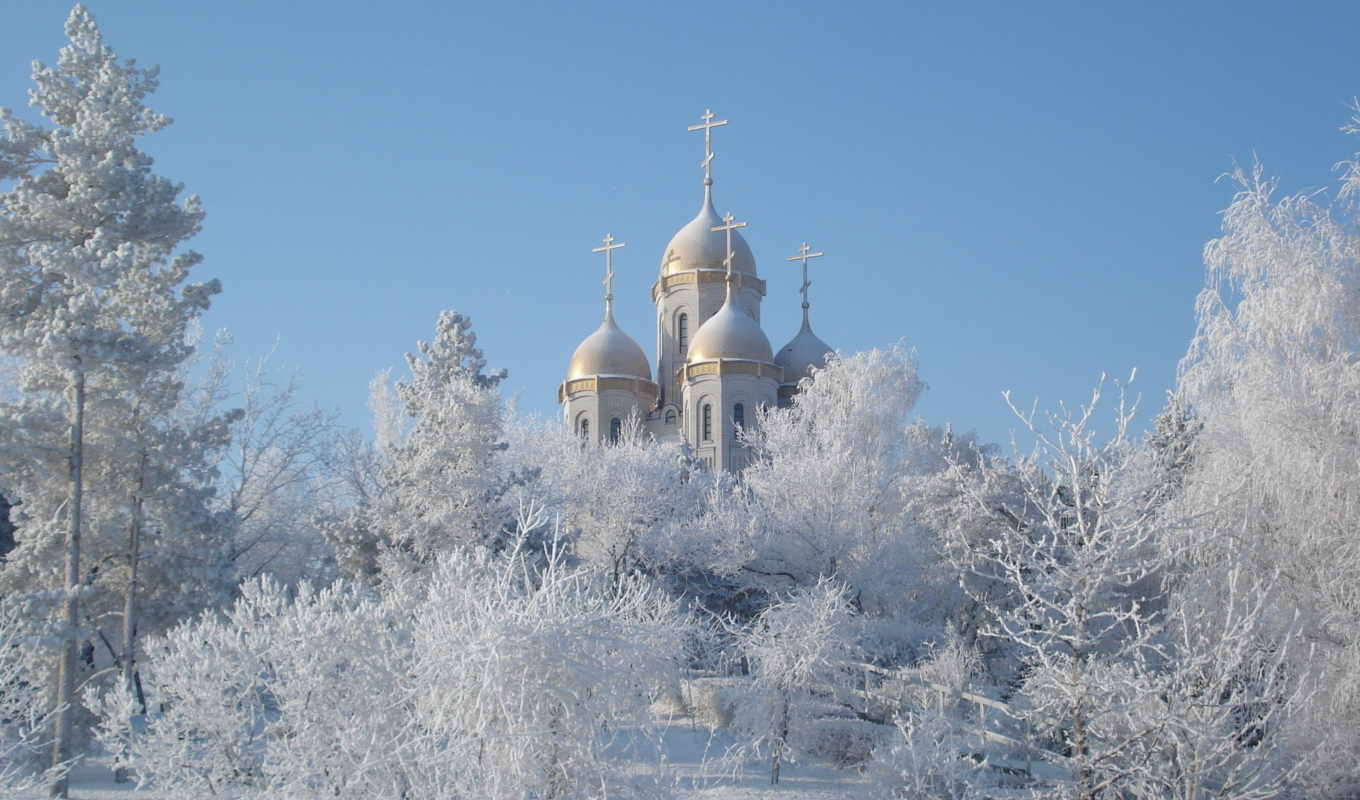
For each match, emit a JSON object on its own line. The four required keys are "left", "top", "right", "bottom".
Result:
{"left": 687, "top": 108, "right": 728, "bottom": 186}
{"left": 787, "top": 242, "right": 825, "bottom": 318}
{"left": 711, "top": 213, "right": 748, "bottom": 287}
{"left": 592, "top": 233, "right": 625, "bottom": 319}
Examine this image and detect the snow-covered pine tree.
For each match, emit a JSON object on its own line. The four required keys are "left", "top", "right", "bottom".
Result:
{"left": 0, "top": 7, "right": 221, "bottom": 792}
{"left": 325, "top": 310, "right": 510, "bottom": 578}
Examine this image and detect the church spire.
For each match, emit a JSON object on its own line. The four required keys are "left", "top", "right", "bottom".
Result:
{"left": 787, "top": 242, "right": 825, "bottom": 331}
{"left": 592, "top": 232, "right": 625, "bottom": 322}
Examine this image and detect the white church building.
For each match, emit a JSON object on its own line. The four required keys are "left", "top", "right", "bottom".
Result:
{"left": 559, "top": 110, "right": 834, "bottom": 471}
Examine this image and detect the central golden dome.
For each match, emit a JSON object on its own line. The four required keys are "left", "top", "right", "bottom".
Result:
{"left": 661, "top": 186, "right": 756, "bottom": 277}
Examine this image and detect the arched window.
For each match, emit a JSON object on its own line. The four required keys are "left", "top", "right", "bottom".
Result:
{"left": 664, "top": 408, "right": 677, "bottom": 425}
{"left": 733, "top": 402, "right": 744, "bottom": 432}
{"left": 678, "top": 313, "right": 689, "bottom": 355}
{"left": 609, "top": 417, "right": 622, "bottom": 444}
{"left": 578, "top": 418, "right": 590, "bottom": 439}
{"left": 701, "top": 403, "right": 712, "bottom": 441}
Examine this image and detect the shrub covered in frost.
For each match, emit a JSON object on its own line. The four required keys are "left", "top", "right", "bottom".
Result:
{"left": 88, "top": 535, "right": 694, "bottom": 799}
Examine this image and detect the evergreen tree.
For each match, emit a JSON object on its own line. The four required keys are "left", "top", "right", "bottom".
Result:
{"left": 0, "top": 7, "right": 221, "bottom": 792}
{"left": 324, "top": 310, "right": 509, "bottom": 578}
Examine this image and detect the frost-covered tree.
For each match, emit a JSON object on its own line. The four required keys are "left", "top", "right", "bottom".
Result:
{"left": 0, "top": 7, "right": 220, "bottom": 791}
{"left": 948, "top": 381, "right": 1304, "bottom": 799}
{"left": 732, "top": 578, "right": 859, "bottom": 784}
{"left": 1175, "top": 153, "right": 1360, "bottom": 795}
{"left": 868, "top": 632, "right": 992, "bottom": 800}
{"left": 191, "top": 339, "right": 340, "bottom": 586}
{"left": 325, "top": 311, "right": 510, "bottom": 579}
{"left": 668, "top": 345, "right": 974, "bottom": 649}
{"left": 0, "top": 597, "right": 67, "bottom": 794}
{"left": 737, "top": 346, "right": 926, "bottom": 604}
{"left": 507, "top": 414, "right": 715, "bottom": 585}
{"left": 89, "top": 520, "right": 694, "bottom": 799}
{"left": 1145, "top": 390, "right": 1201, "bottom": 510}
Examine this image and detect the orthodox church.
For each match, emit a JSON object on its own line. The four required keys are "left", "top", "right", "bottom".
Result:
{"left": 559, "top": 110, "right": 834, "bottom": 471}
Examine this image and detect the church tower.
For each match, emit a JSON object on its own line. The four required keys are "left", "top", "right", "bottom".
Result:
{"left": 650, "top": 110, "right": 766, "bottom": 435}
{"left": 680, "top": 213, "right": 781, "bottom": 471}
{"left": 560, "top": 235, "right": 658, "bottom": 444}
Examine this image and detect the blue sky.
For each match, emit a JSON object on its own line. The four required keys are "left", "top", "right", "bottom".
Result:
{"left": 4, "top": 1, "right": 1359, "bottom": 448}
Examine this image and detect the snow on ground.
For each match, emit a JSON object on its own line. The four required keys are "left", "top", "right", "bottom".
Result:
{"left": 616, "top": 715, "right": 872, "bottom": 798}
{"left": 12, "top": 760, "right": 143, "bottom": 800}
{"left": 19, "top": 715, "right": 873, "bottom": 799}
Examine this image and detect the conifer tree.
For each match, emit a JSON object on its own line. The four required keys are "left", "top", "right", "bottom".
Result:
{"left": 0, "top": 7, "right": 219, "bottom": 793}
{"left": 325, "top": 311, "right": 509, "bottom": 578}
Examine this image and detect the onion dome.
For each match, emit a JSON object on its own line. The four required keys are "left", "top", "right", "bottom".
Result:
{"left": 775, "top": 319, "right": 833, "bottom": 385}
{"left": 566, "top": 313, "right": 651, "bottom": 380}
{"left": 661, "top": 184, "right": 756, "bottom": 277}
{"left": 688, "top": 296, "right": 774, "bottom": 363}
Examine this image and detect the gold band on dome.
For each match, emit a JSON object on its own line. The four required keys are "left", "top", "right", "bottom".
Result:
{"left": 679, "top": 359, "right": 783, "bottom": 384}
{"left": 558, "top": 376, "right": 660, "bottom": 404}
{"left": 651, "top": 270, "right": 766, "bottom": 302}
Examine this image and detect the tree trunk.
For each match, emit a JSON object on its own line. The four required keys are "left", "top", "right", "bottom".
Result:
{"left": 114, "top": 454, "right": 146, "bottom": 784}
{"left": 771, "top": 694, "right": 790, "bottom": 785}
{"left": 50, "top": 366, "right": 85, "bottom": 799}
{"left": 1071, "top": 648, "right": 1094, "bottom": 800}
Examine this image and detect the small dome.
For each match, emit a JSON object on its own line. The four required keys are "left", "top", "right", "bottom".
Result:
{"left": 775, "top": 321, "right": 833, "bottom": 385}
{"left": 661, "top": 186, "right": 756, "bottom": 277}
{"left": 688, "top": 298, "right": 773, "bottom": 363}
{"left": 566, "top": 315, "right": 651, "bottom": 380}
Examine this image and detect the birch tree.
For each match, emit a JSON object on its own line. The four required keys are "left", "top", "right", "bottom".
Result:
{"left": 948, "top": 381, "right": 1304, "bottom": 799}
{"left": 1176, "top": 153, "right": 1360, "bottom": 795}
{"left": 187, "top": 340, "right": 341, "bottom": 586}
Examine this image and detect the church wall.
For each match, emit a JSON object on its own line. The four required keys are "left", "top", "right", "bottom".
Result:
{"left": 563, "top": 387, "right": 651, "bottom": 445}
{"left": 682, "top": 371, "right": 777, "bottom": 472}
{"left": 655, "top": 278, "right": 764, "bottom": 411}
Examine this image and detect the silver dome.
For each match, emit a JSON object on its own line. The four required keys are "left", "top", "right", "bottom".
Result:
{"left": 775, "top": 320, "right": 833, "bottom": 385}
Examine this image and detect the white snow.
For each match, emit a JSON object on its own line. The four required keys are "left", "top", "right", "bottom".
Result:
{"left": 21, "top": 713, "right": 873, "bottom": 799}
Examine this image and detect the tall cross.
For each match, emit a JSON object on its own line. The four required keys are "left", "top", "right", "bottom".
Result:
{"left": 710, "top": 212, "right": 748, "bottom": 285}
{"left": 786, "top": 242, "right": 825, "bottom": 314}
{"left": 687, "top": 108, "right": 728, "bottom": 184}
{"left": 592, "top": 233, "right": 625, "bottom": 319}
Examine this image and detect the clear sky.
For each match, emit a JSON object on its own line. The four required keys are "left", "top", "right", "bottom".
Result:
{"left": 4, "top": 1, "right": 1359, "bottom": 448}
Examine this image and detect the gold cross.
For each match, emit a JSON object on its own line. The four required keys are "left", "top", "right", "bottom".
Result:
{"left": 786, "top": 242, "right": 825, "bottom": 311}
{"left": 592, "top": 233, "right": 625, "bottom": 317}
{"left": 710, "top": 213, "right": 748, "bottom": 282}
{"left": 687, "top": 108, "right": 729, "bottom": 184}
